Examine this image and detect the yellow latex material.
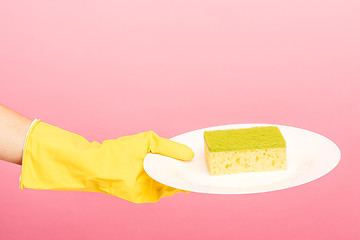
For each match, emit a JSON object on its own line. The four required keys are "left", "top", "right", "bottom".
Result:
{"left": 20, "top": 120, "right": 194, "bottom": 203}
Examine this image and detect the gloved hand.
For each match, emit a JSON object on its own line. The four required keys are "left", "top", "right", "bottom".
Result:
{"left": 20, "top": 120, "right": 194, "bottom": 203}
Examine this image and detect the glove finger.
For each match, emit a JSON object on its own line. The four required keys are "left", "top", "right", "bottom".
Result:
{"left": 148, "top": 131, "right": 194, "bottom": 161}
{"left": 155, "top": 180, "right": 192, "bottom": 199}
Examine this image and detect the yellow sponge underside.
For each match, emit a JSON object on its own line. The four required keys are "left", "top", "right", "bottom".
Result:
{"left": 204, "top": 143, "right": 287, "bottom": 175}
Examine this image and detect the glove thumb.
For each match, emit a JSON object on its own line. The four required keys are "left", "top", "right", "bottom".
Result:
{"left": 147, "top": 131, "right": 194, "bottom": 161}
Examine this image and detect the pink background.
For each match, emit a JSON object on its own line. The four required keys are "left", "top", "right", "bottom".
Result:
{"left": 1, "top": 0, "right": 359, "bottom": 239}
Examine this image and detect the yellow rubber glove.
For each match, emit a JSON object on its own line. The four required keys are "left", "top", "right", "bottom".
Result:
{"left": 20, "top": 120, "right": 194, "bottom": 203}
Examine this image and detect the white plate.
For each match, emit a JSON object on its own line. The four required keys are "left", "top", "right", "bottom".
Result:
{"left": 143, "top": 124, "right": 341, "bottom": 194}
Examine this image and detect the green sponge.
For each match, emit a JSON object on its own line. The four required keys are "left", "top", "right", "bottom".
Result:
{"left": 204, "top": 126, "right": 286, "bottom": 152}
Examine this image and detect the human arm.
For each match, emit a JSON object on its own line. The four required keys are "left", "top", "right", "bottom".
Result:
{"left": 0, "top": 104, "right": 33, "bottom": 165}
{"left": 0, "top": 104, "right": 194, "bottom": 203}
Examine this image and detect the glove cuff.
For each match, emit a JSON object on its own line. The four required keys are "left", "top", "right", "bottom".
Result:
{"left": 19, "top": 119, "right": 42, "bottom": 189}
{"left": 22, "top": 119, "right": 39, "bottom": 152}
